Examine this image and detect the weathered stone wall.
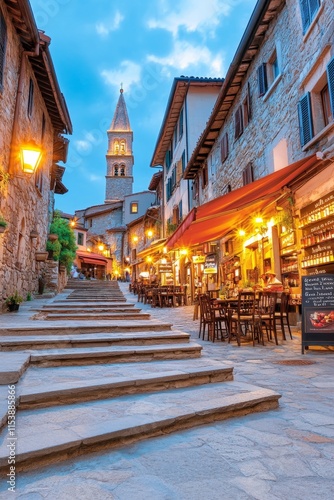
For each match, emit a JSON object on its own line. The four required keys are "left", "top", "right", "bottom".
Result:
{"left": 0, "top": 2, "right": 58, "bottom": 310}
{"left": 105, "top": 175, "right": 133, "bottom": 202}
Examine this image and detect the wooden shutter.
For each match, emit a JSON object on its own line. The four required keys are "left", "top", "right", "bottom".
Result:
{"left": 257, "top": 63, "right": 268, "bottom": 97}
{"left": 234, "top": 106, "right": 243, "bottom": 140}
{"left": 247, "top": 82, "right": 252, "bottom": 121}
{"left": 0, "top": 10, "right": 7, "bottom": 90}
{"left": 327, "top": 56, "right": 334, "bottom": 119}
{"left": 242, "top": 163, "right": 253, "bottom": 186}
{"left": 221, "top": 132, "right": 229, "bottom": 163}
{"left": 179, "top": 108, "right": 184, "bottom": 139}
{"left": 298, "top": 92, "right": 313, "bottom": 147}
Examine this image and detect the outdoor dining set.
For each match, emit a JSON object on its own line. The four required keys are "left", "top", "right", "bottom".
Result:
{"left": 132, "top": 283, "right": 188, "bottom": 308}
{"left": 198, "top": 291, "right": 292, "bottom": 347}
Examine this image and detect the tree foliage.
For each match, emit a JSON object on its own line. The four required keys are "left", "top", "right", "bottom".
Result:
{"left": 47, "top": 211, "right": 77, "bottom": 273}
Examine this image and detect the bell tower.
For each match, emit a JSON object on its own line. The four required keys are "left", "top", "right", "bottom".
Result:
{"left": 105, "top": 88, "right": 134, "bottom": 202}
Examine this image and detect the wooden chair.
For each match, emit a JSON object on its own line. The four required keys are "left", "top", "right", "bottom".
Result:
{"left": 198, "top": 294, "right": 225, "bottom": 342}
{"left": 229, "top": 291, "right": 263, "bottom": 346}
{"left": 257, "top": 291, "right": 278, "bottom": 344}
{"left": 274, "top": 292, "right": 292, "bottom": 340}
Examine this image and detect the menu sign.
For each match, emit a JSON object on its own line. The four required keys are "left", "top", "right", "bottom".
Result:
{"left": 301, "top": 274, "right": 334, "bottom": 353}
{"left": 204, "top": 254, "right": 217, "bottom": 274}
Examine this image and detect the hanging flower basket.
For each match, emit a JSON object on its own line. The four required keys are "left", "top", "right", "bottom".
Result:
{"left": 30, "top": 229, "right": 39, "bottom": 239}
{"left": 48, "top": 233, "right": 58, "bottom": 242}
{"left": 35, "top": 251, "right": 48, "bottom": 262}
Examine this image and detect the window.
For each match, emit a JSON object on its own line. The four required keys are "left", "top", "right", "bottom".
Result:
{"left": 179, "top": 108, "right": 184, "bottom": 139}
{"left": 0, "top": 9, "right": 7, "bottom": 92}
{"left": 114, "top": 166, "right": 119, "bottom": 176}
{"left": 130, "top": 202, "right": 138, "bottom": 214}
{"left": 220, "top": 132, "right": 229, "bottom": 163}
{"left": 243, "top": 82, "right": 252, "bottom": 127}
{"left": 114, "top": 140, "right": 119, "bottom": 154}
{"left": 120, "top": 166, "right": 125, "bottom": 176}
{"left": 298, "top": 55, "right": 334, "bottom": 147}
{"left": 258, "top": 63, "right": 268, "bottom": 97}
{"left": 27, "top": 78, "right": 34, "bottom": 117}
{"left": 77, "top": 232, "right": 84, "bottom": 245}
{"left": 165, "top": 149, "right": 171, "bottom": 171}
{"left": 41, "top": 113, "right": 46, "bottom": 141}
{"left": 299, "top": 0, "right": 320, "bottom": 34}
{"left": 120, "top": 140, "right": 126, "bottom": 153}
{"left": 234, "top": 106, "right": 243, "bottom": 140}
{"left": 258, "top": 49, "right": 280, "bottom": 97}
{"left": 242, "top": 162, "right": 253, "bottom": 186}
{"left": 181, "top": 150, "right": 186, "bottom": 173}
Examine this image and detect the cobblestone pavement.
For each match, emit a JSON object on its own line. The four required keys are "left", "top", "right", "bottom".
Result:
{"left": 1, "top": 283, "right": 334, "bottom": 500}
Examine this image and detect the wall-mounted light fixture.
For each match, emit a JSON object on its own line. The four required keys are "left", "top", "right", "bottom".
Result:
{"left": 20, "top": 142, "right": 42, "bottom": 174}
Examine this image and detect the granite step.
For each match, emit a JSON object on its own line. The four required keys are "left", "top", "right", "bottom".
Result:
{"left": 36, "top": 311, "right": 151, "bottom": 321}
{"left": 27, "top": 342, "right": 203, "bottom": 366}
{"left": 0, "top": 330, "right": 191, "bottom": 351}
{"left": 17, "top": 365, "right": 234, "bottom": 409}
{"left": 0, "top": 381, "right": 280, "bottom": 472}
{"left": 41, "top": 302, "right": 136, "bottom": 309}
{"left": 0, "top": 321, "right": 173, "bottom": 336}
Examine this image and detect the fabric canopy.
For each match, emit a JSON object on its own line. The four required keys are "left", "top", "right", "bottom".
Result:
{"left": 77, "top": 250, "right": 108, "bottom": 265}
{"left": 167, "top": 154, "right": 322, "bottom": 248}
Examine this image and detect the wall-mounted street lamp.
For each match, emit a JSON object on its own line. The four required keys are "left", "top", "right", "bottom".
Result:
{"left": 20, "top": 142, "right": 42, "bottom": 174}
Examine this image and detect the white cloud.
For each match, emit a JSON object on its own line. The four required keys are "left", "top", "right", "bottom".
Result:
{"left": 147, "top": 40, "right": 224, "bottom": 75}
{"left": 147, "top": 0, "right": 234, "bottom": 37}
{"left": 96, "top": 10, "right": 124, "bottom": 37}
{"left": 101, "top": 61, "right": 142, "bottom": 93}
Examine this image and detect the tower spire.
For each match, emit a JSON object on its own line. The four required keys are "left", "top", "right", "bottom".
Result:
{"left": 109, "top": 87, "right": 130, "bottom": 131}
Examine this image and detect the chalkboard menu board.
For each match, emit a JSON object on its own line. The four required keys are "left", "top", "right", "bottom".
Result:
{"left": 302, "top": 274, "right": 334, "bottom": 353}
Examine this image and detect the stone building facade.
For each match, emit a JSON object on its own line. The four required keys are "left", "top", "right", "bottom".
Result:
{"left": 0, "top": 0, "right": 71, "bottom": 309}
{"left": 186, "top": 0, "right": 334, "bottom": 202}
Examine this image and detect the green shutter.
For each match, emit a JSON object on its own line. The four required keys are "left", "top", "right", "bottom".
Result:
{"left": 327, "top": 56, "right": 334, "bottom": 118}
{"left": 298, "top": 92, "right": 313, "bottom": 147}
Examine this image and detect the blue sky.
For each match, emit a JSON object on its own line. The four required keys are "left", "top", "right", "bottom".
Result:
{"left": 29, "top": 0, "right": 257, "bottom": 215}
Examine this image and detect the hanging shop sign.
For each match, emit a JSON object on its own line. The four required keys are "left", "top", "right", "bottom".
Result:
{"left": 301, "top": 274, "right": 334, "bottom": 354}
{"left": 192, "top": 255, "right": 205, "bottom": 264}
{"left": 204, "top": 253, "right": 218, "bottom": 274}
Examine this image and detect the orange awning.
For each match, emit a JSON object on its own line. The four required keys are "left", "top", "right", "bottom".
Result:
{"left": 168, "top": 154, "right": 322, "bottom": 248}
{"left": 77, "top": 251, "right": 108, "bottom": 265}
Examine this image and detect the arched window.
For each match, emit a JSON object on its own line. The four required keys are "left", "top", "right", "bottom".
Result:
{"left": 114, "top": 166, "right": 119, "bottom": 176}
{"left": 120, "top": 166, "right": 125, "bottom": 176}
{"left": 114, "top": 140, "right": 119, "bottom": 154}
{"left": 120, "top": 140, "right": 126, "bottom": 153}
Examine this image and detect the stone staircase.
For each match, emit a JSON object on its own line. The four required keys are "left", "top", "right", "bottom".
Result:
{"left": 0, "top": 280, "right": 281, "bottom": 473}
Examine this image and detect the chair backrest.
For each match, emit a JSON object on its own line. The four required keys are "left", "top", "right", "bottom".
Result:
{"left": 280, "top": 292, "right": 290, "bottom": 314}
{"left": 199, "top": 294, "right": 213, "bottom": 321}
{"left": 258, "top": 291, "right": 277, "bottom": 315}
{"left": 238, "top": 291, "right": 256, "bottom": 316}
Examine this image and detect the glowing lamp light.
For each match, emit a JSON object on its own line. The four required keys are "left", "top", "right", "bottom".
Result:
{"left": 255, "top": 216, "right": 263, "bottom": 224}
{"left": 21, "top": 143, "right": 42, "bottom": 174}
{"left": 133, "top": 236, "right": 138, "bottom": 243}
{"left": 180, "top": 248, "right": 188, "bottom": 255}
{"left": 147, "top": 230, "right": 153, "bottom": 238}
{"left": 98, "top": 244, "right": 104, "bottom": 251}
{"left": 238, "top": 229, "right": 246, "bottom": 237}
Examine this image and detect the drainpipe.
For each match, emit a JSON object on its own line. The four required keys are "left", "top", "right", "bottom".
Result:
{"left": 9, "top": 42, "right": 40, "bottom": 174}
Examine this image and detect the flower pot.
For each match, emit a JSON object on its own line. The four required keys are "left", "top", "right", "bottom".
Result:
{"left": 48, "top": 233, "right": 58, "bottom": 242}
{"left": 35, "top": 251, "right": 48, "bottom": 262}
{"left": 8, "top": 303, "right": 19, "bottom": 312}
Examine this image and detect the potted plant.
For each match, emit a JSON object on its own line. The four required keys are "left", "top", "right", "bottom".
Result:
{"left": 5, "top": 291, "right": 23, "bottom": 312}
{"left": 0, "top": 214, "right": 7, "bottom": 233}
{"left": 35, "top": 251, "right": 49, "bottom": 262}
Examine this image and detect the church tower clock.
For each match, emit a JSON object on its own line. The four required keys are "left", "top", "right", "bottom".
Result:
{"left": 105, "top": 88, "right": 134, "bottom": 202}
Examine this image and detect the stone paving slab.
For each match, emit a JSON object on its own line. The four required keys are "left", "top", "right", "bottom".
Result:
{"left": 0, "top": 352, "right": 30, "bottom": 385}
{"left": 0, "top": 381, "right": 280, "bottom": 472}
{"left": 17, "top": 364, "right": 234, "bottom": 409}
{"left": 0, "top": 330, "right": 191, "bottom": 350}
